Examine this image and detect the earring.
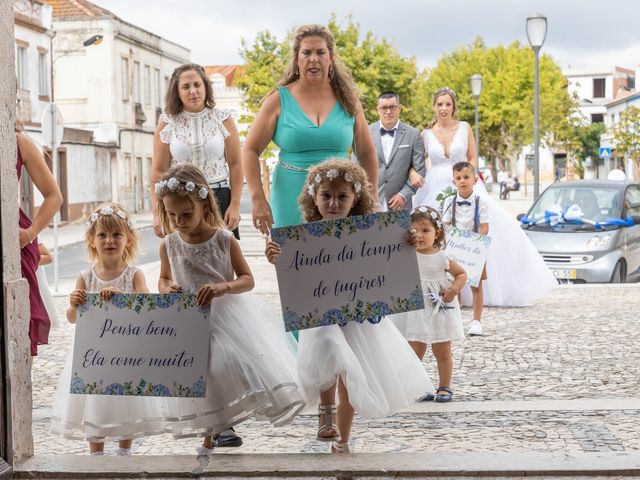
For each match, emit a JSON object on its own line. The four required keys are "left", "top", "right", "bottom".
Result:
{"left": 295, "top": 66, "right": 299, "bottom": 76}
{"left": 328, "top": 65, "right": 334, "bottom": 79}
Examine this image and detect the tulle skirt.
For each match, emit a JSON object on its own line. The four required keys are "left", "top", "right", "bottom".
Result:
{"left": 36, "top": 267, "right": 61, "bottom": 329}
{"left": 162, "top": 293, "right": 305, "bottom": 438}
{"left": 297, "top": 318, "right": 434, "bottom": 419}
{"left": 50, "top": 346, "right": 167, "bottom": 442}
{"left": 413, "top": 164, "right": 556, "bottom": 307}
{"left": 392, "top": 278, "right": 464, "bottom": 344}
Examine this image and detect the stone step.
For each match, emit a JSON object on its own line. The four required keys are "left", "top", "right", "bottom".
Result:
{"left": 15, "top": 452, "right": 640, "bottom": 479}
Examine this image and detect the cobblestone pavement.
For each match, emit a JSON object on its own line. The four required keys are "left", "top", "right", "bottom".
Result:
{"left": 32, "top": 281, "right": 640, "bottom": 456}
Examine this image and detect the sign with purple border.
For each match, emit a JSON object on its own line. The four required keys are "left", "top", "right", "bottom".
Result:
{"left": 70, "top": 293, "right": 209, "bottom": 397}
{"left": 271, "top": 211, "right": 424, "bottom": 332}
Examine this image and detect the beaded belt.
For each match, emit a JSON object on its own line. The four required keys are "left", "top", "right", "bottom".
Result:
{"left": 209, "top": 179, "right": 229, "bottom": 189}
{"left": 277, "top": 160, "right": 308, "bottom": 173}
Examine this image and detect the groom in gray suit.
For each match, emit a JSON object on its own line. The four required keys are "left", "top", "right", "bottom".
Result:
{"left": 370, "top": 91, "right": 425, "bottom": 211}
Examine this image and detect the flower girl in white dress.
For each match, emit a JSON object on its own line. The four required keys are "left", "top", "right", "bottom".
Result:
{"left": 50, "top": 204, "right": 163, "bottom": 455}
{"left": 156, "top": 164, "right": 304, "bottom": 455}
{"left": 266, "top": 159, "right": 433, "bottom": 453}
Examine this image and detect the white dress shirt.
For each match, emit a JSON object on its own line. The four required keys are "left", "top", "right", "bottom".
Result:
{"left": 379, "top": 121, "right": 399, "bottom": 165}
{"left": 442, "top": 192, "right": 489, "bottom": 232}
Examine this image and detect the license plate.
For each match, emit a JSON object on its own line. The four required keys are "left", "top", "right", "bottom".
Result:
{"left": 552, "top": 269, "right": 577, "bottom": 279}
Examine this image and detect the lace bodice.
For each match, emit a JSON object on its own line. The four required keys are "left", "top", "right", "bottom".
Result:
{"left": 423, "top": 121, "right": 469, "bottom": 167}
{"left": 164, "top": 229, "right": 234, "bottom": 293}
{"left": 159, "top": 107, "right": 231, "bottom": 184}
{"left": 416, "top": 250, "right": 451, "bottom": 283}
{"left": 80, "top": 264, "right": 140, "bottom": 292}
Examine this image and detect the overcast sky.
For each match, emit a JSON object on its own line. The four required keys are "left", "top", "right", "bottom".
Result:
{"left": 94, "top": 0, "right": 640, "bottom": 72}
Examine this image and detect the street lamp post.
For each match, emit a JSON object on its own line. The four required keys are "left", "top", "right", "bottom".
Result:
{"left": 47, "top": 34, "right": 104, "bottom": 292}
{"left": 470, "top": 74, "right": 483, "bottom": 162}
{"left": 527, "top": 13, "right": 547, "bottom": 200}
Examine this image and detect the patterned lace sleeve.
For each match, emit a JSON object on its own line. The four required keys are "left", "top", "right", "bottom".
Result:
{"left": 213, "top": 108, "right": 231, "bottom": 139}
{"left": 158, "top": 113, "right": 174, "bottom": 144}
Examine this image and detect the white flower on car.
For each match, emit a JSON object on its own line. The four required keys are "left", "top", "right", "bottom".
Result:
{"left": 167, "top": 177, "right": 180, "bottom": 190}
{"left": 100, "top": 206, "right": 114, "bottom": 216}
{"left": 185, "top": 181, "right": 195, "bottom": 192}
{"left": 198, "top": 187, "right": 208, "bottom": 199}
{"left": 326, "top": 169, "right": 339, "bottom": 180}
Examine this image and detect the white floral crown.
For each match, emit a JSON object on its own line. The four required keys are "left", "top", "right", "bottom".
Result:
{"left": 88, "top": 206, "right": 134, "bottom": 229}
{"left": 413, "top": 206, "right": 442, "bottom": 229}
{"left": 155, "top": 177, "right": 209, "bottom": 200}
{"left": 307, "top": 169, "right": 363, "bottom": 197}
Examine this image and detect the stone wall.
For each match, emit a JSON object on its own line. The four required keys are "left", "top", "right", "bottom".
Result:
{"left": 2, "top": 1, "right": 34, "bottom": 463}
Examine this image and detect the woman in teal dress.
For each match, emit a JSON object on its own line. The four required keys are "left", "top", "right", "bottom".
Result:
{"left": 243, "top": 24, "right": 377, "bottom": 232}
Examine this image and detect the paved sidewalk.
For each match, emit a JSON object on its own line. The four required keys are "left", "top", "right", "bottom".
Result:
{"left": 32, "top": 283, "right": 640, "bottom": 456}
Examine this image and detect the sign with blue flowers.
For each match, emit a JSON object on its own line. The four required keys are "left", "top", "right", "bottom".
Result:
{"left": 445, "top": 227, "right": 492, "bottom": 287}
{"left": 70, "top": 293, "right": 210, "bottom": 397}
{"left": 271, "top": 211, "right": 424, "bottom": 332}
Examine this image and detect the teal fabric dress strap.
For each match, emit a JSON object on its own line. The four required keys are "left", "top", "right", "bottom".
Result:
{"left": 271, "top": 86, "right": 355, "bottom": 228}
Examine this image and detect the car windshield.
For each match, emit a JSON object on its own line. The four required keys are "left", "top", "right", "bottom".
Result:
{"left": 526, "top": 186, "right": 622, "bottom": 231}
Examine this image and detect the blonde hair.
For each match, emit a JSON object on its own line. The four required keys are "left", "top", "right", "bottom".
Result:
{"left": 85, "top": 204, "right": 139, "bottom": 263}
{"left": 278, "top": 24, "right": 359, "bottom": 117}
{"left": 164, "top": 63, "right": 215, "bottom": 116}
{"left": 411, "top": 206, "right": 446, "bottom": 249}
{"left": 156, "top": 164, "right": 224, "bottom": 234}
{"left": 427, "top": 87, "right": 458, "bottom": 129}
{"left": 299, "top": 159, "right": 377, "bottom": 222}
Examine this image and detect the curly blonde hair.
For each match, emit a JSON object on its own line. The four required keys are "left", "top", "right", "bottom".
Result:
{"left": 298, "top": 159, "right": 377, "bottom": 222}
{"left": 156, "top": 164, "right": 224, "bottom": 234}
{"left": 411, "top": 206, "right": 446, "bottom": 249}
{"left": 85, "top": 203, "right": 139, "bottom": 263}
{"left": 278, "top": 24, "right": 360, "bottom": 117}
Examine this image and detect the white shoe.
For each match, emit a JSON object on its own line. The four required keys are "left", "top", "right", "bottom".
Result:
{"left": 196, "top": 444, "right": 214, "bottom": 456}
{"left": 330, "top": 441, "right": 350, "bottom": 453}
{"left": 467, "top": 320, "right": 484, "bottom": 336}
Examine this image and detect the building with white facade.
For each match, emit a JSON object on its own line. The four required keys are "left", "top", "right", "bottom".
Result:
{"left": 564, "top": 66, "right": 635, "bottom": 125}
{"left": 204, "top": 65, "right": 248, "bottom": 130}
{"left": 44, "top": 0, "right": 190, "bottom": 215}
{"left": 600, "top": 65, "right": 640, "bottom": 181}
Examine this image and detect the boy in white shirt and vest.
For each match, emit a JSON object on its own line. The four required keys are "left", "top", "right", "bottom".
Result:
{"left": 442, "top": 161, "right": 489, "bottom": 336}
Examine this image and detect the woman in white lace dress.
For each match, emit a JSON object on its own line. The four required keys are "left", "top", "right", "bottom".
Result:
{"left": 151, "top": 63, "right": 243, "bottom": 240}
{"left": 412, "top": 87, "right": 556, "bottom": 311}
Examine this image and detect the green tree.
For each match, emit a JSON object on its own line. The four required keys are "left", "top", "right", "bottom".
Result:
{"left": 424, "top": 38, "right": 576, "bottom": 172}
{"left": 237, "top": 15, "right": 427, "bottom": 129}
{"left": 611, "top": 106, "right": 640, "bottom": 165}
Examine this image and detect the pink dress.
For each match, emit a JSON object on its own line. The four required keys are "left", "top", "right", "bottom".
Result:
{"left": 17, "top": 145, "right": 50, "bottom": 355}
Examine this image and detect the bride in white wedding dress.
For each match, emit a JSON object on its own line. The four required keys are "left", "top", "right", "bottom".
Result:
{"left": 412, "top": 87, "right": 556, "bottom": 308}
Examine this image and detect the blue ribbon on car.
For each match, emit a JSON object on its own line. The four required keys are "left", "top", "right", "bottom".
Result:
{"left": 520, "top": 204, "right": 635, "bottom": 229}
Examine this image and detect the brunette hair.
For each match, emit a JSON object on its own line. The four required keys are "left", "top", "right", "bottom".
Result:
{"left": 278, "top": 24, "right": 359, "bottom": 117}
{"left": 298, "top": 159, "right": 377, "bottom": 222}
{"left": 164, "top": 63, "right": 215, "bottom": 116}
{"left": 155, "top": 164, "right": 224, "bottom": 233}
{"left": 427, "top": 87, "right": 458, "bottom": 128}
{"left": 411, "top": 206, "right": 446, "bottom": 249}
{"left": 452, "top": 161, "right": 475, "bottom": 174}
{"left": 85, "top": 204, "right": 139, "bottom": 263}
